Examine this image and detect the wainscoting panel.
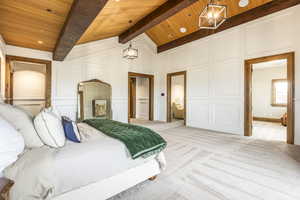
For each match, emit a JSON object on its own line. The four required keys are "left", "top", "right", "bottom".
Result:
{"left": 186, "top": 61, "right": 243, "bottom": 134}
{"left": 55, "top": 62, "right": 83, "bottom": 98}
{"left": 188, "top": 67, "right": 209, "bottom": 97}
{"left": 164, "top": 40, "right": 210, "bottom": 69}
{"left": 187, "top": 99, "right": 210, "bottom": 129}
{"left": 211, "top": 29, "right": 242, "bottom": 62}
{"left": 213, "top": 103, "right": 241, "bottom": 134}
{"left": 52, "top": 97, "right": 78, "bottom": 120}
{"left": 245, "top": 11, "right": 294, "bottom": 57}
{"left": 211, "top": 59, "right": 242, "bottom": 97}
{"left": 112, "top": 98, "right": 128, "bottom": 123}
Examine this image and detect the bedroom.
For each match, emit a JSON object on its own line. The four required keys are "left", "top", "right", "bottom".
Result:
{"left": 1, "top": 0, "right": 300, "bottom": 200}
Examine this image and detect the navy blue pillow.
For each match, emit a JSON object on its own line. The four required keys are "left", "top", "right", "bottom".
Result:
{"left": 62, "top": 116, "right": 81, "bottom": 143}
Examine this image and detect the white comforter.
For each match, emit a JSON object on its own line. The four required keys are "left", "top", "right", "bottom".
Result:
{"left": 4, "top": 123, "right": 166, "bottom": 200}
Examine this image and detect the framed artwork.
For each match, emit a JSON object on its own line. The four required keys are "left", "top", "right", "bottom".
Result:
{"left": 92, "top": 99, "right": 107, "bottom": 117}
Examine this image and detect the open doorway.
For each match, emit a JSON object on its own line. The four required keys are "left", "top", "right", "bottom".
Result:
{"left": 5, "top": 55, "right": 51, "bottom": 115}
{"left": 244, "top": 52, "right": 294, "bottom": 144}
{"left": 128, "top": 72, "right": 154, "bottom": 124}
{"left": 167, "top": 71, "right": 186, "bottom": 125}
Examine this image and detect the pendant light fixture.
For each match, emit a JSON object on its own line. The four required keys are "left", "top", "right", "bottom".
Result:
{"left": 199, "top": 0, "right": 227, "bottom": 29}
{"left": 123, "top": 42, "right": 138, "bottom": 60}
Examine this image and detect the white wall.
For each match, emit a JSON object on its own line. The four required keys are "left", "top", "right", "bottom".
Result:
{"left": 2, "top": 5, "right": 300, "bottom": 145}
{"left": 154, "top": 5, "right": 300, "bottom": 145}
{"left": 4, "top": 34, "right": 156, "bottom": 123}
{"left": 0, "top": 35, "right": 6, "bottom": 100}
{"left": 171, "top": 75, "right": 184, "bottom": 106}
{"left": 13, "top": 70, "right": 46, "bottom": 115}
{"left": 252, "top": 66, "right": 287, "bottom": 119}
{"left": 135, "top": 77, "right": 149, "bottom": 120}
{"left": 13, "top": 71, "right": 45, "bottom": 99}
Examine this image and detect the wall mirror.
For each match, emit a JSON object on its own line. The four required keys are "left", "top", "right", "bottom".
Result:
{"left": 77, "top": 79, "right": 112, "bottom": 121}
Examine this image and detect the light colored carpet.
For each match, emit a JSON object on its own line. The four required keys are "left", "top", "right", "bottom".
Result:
{"left": 130, "top": 119, "right": 184, "bottom": 131}
{"left": 252, "top": 121, "right": 287, "bottom": 142}
{"left": 110, "top": 126, "right": 300, "bottom": 200}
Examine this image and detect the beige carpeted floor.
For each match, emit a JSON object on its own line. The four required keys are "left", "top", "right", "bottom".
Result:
{"left": 110, "top": 126, "right": 300, "bottom": 200}
{"left": 252, "top": 121, "right": 287, "bottom": 142}
{"left": 130, "top": 118, "right": 184, "bottom": 131}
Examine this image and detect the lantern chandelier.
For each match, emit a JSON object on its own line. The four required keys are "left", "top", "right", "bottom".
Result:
{"left": 123, "top": 41, "right": 138, "bottom": 60}
{"left": 199, "top": 0, "right": 227, "bottom": 29}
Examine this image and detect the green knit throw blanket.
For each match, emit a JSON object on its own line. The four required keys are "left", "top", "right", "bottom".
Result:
{"left": 83, "top": 119, "right": 167, "bottom": 159}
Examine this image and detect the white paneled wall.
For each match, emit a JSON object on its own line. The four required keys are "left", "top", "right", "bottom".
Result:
{"left": 5, "top": 35, "right": 156, "bottom": 123}
{"left": 1, "top": 5, "right": 300, "bottom": 145}
{"left": 155, "top": 29, "right": 244, "bottom": 135}
{"left": 155, "top": 5, "right": 300, "bottom": 144}
{"left": 244, "top": 12, "right": 294, "bottom": 57}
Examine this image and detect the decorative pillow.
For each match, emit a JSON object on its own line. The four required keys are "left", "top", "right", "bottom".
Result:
{"left": 62, "top": 116, "right": 81, "bottom": 143}
{"left": 0, "top": 103, "right": 43, "bottom": 148}
{"left": 34, "top": 109, "right": 66, "bottom": 148}
{"left": 45, "top": 106, "right": 62, "bottom": 119}
{"left": 0, "top": 115, "right": 25, "bottom": 176}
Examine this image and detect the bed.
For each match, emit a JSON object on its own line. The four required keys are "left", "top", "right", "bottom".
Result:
{"left": 3, "top": 123, "right": 166, "bottom": 200}
{"left": 1, "top": 79, "right": 166, "bottom": 200}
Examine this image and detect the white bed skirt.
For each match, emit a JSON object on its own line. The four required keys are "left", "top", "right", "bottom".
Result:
{"left": 53, "top": 160, "right": 161, "bottom": 200}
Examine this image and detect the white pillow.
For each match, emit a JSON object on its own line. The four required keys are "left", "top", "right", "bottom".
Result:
{"left": 0, "top": 115, "right": 25, "bottom": 176}
{"left": 34, "top": 109, "right": 66, "bottom": 148}
{"left": 0, "top": 103, "right": 43, "bottom": 148}
{"left": 45, "top": 106, "right": 62, "bottom": 119}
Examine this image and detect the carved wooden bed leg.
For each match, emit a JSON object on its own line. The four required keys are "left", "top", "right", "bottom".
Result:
{"left": 0, "top": 179, "right": 14, "bottom": 200}
{"left": 148, "top": 176, "right": 157, "bottom": 181}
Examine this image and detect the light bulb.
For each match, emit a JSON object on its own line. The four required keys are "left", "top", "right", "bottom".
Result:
{"left": 128, "top": 49, "right": 135, "bottom": 56}
{"left": 213, "top": 12, "right": 219, "bottom": 19}
{"left": 239, "top": 0, "right": 249, "bottom": 7}
{"left": 179, "top": 27, "right": 187, "bottom": 33}
{"left": 207, "top": 11, "right": 213, "bottom": 19}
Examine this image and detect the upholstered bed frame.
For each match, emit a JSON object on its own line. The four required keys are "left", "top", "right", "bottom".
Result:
{"left": 53, "top": 160, "right": 160, "bottom": 200}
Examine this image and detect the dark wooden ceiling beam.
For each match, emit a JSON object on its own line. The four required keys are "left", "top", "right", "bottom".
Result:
{"left": 53, "top": 0, "right": 109, "bottom": 61}
{"left": 119, "top": 0, "right": 199, "bottom": 44}
{"left": 158, "top": 0, "right": 300, "bottom": 53}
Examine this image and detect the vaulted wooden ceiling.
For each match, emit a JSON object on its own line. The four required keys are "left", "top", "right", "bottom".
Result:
{"left": 0, "top": 0, "right": 167, "bottom": 52}
{"left": 146, "top": 0, "right": 272, "bottom": 46}
{"left": 1, "top": 0, "right": 298, "bottom": 60}
{"left": 78, "top": 0, "right": 167, "bottom": 44}
{"left": 0, "top": 0, "right": 74, "bottom": 52}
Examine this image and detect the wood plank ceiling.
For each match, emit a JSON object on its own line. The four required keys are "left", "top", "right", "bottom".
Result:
{"left": 146, "top": 0, "right": 272, "bottom": 46}
{"left": 53, "top": 0, "right": 110, "bottom": 61}
{"left": 77, "top": 0, "right": 167, "bottom": 44}
{"left": 0, "top": 0, "right": 279, "bottom": 53}
{"left": 0, "top": 0, "right": 74, "bottom": 52}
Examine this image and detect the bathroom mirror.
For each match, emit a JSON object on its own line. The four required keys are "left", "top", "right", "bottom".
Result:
{"left": 77, "top": 79, "right": 112, "bottom": 121}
